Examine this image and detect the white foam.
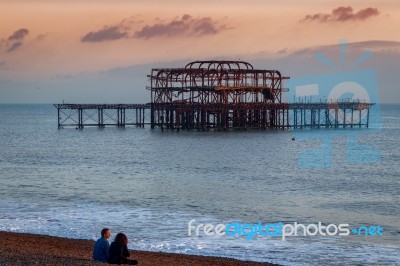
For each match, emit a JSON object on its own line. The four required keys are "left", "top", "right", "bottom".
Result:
{"left": 0, "top": 199, "right": 399, "bottom": 266}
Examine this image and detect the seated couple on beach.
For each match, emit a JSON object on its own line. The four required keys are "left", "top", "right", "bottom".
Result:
{"left": 93, "top": 228, "right": 138, "bottom": 265}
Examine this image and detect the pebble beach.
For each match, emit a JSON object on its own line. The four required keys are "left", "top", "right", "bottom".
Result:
{"left": 0, "top": 231, "right": 278, "bottom": 266}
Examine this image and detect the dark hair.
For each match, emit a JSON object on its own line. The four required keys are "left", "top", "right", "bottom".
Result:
{"left": 114, "top": 233, "right": 128, "bottom": 245}
{"left": 101, "top": 228, "right": 110, "bottom": 237}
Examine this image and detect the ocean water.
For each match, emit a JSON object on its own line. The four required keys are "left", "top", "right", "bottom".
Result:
{"left": 0, "top": 104, "right": 399, "bottom": 265}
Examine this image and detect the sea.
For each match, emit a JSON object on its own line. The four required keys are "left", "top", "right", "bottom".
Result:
{"left": 0, "top": 104, "right": 399, "bottom": 266}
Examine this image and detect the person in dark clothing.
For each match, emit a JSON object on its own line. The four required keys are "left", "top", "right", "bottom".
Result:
{"left": 93, "top": 228, "right": 111, "bottom": 263}
{"left": 108, "top": 232, "right": 138, "bottom": 265}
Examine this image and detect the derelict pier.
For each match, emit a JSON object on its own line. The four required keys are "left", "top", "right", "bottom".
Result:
{"left": 55, "top": 60, "right": 373, "bottom": 130}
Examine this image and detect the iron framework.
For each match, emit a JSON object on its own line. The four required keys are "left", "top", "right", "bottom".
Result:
{"left": 54, "top": 60, "right": 373, "bottom": 130}
{"left": 148, "top": 60, "right": 372, "bottom": 130}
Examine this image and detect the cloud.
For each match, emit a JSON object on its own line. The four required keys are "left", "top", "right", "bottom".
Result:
{"left": 1, "top": 28, "right": 30, "bottom": 52}
{"left": 8, "top": 28, "right": 29, "bottom": 41}
{"left": 81, "top": 14, "right": 228, "bottom": 43}
{"left": 134, "top": 14, "right": 227, "bottom": 39}
{"left": 301, "top": 6, "right": 379, "bottom": 23}
{"left": 6, "top": 42, "right": 23, "bottom": 53}
{"left": 276, "top": 48, "right": 288, "bottom": 55}
{"left": 81, "top": 25, "right": 129, "bottom": 42}
{"left": 36, "top": 33, "right": 48, "bottom": 41}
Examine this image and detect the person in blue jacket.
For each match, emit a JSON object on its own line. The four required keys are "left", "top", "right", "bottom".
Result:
{"left": 93, "top": 228, "right": 111, "bottom": 263}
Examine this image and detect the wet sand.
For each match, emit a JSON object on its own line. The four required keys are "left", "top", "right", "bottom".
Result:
{"left": 0, "top": 231, "right": 278, "bottom": 266}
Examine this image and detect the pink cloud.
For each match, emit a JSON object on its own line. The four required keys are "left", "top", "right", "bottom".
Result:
{"left": 35, "top": 33, "right": 48, "bottom": 41}
{"left": 134, "top": 14, "right": 227, "bottom": 39}
{"left": 8, "top": 28, "right": 29, "bottom": 41}
{"left": 81, "top": 26, "right": 128, "bottom": 42}
{"left": 301, "top": 6, "right": 379, "bottom": 23}
{"left": 7, "top": 42, "right": 23, "bottom": 52}
{"left": 2, "top": 28, "right": 30, "bottom": 53}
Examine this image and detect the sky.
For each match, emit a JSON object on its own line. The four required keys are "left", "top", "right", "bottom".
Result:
{"left": 0, "top": 0, "right": 399, "bottom": 103}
